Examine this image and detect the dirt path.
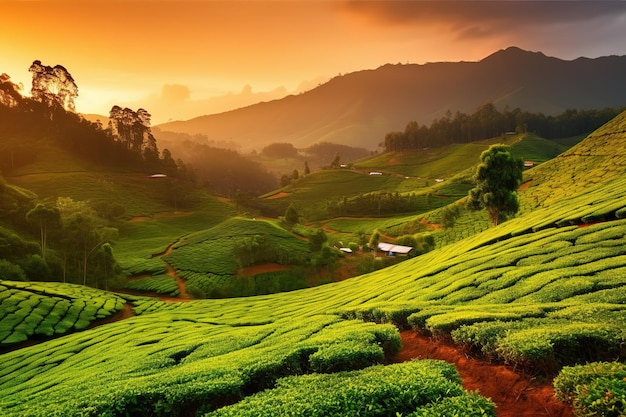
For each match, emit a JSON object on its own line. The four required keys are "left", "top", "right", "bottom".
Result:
{"left": 120, "top": 240, "right": 194, "bottom": 301}
{"left": 396, "top": 331, "right": 573, "bottom": 417}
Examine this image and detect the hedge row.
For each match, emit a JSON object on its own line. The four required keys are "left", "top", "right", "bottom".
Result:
{"left": 125, "top": 274, "right": 180, "bottom": 296}
{"left": 0, "top": 280, "right": 125, "bottom": 346}
{"left": 206, "top": 360, "right": 494, "bottom": 417}
{"left": 0, "top": 312, "right": 402, "bottom": 417}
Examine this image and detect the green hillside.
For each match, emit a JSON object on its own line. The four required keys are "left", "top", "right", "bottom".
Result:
{"left": 1, "top": 112, "right": 626, "bottom": 416}
{"left": 163, "top": 217, "right": 312, "bottom": 298}
{"left": 259, "top": 133, "right": 567, "bottom": 221}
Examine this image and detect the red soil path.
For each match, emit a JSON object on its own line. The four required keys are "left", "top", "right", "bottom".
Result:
{"left": 396, "top": 331, "right": 574, "bottom": 417}
{"left": 519, "top": 180, "right": 533, "bottom": 191}
{"left": 237, "top": 262, "right": 289, "bottom": 277}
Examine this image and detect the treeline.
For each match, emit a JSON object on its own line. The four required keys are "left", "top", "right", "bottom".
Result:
{"left": 382, "top": 104, "right": 624, "bottom": 152}
{"left": 259, "top": 141, "right": 371, "bottom": 164}
{"left": 326, "top": 192, "right": 448, "bottom": 217}
{"left": 0, "top": 177, "right": 121, "bottom": 288}
{"left": 0, "top": 67, "right": 184, "bottom": 178}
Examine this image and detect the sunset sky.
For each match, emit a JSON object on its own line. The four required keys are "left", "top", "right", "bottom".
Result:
{"left": 2, "top": 1, "right": 626, "bottom": 124}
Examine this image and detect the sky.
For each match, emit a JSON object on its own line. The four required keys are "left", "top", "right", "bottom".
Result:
{"left": 2, "top": 1, "right": 626, "bottom": 125}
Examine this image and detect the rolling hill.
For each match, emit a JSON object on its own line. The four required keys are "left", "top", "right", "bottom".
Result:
{"left": 1, "top": 112, "right": 626, "bottom": 416}
{"left": 156, "top": 47, "right": 626, "bottom": 152}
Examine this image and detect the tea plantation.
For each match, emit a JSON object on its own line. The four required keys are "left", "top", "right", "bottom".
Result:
{"left": 2, "top": 169, "right": 626, "bottom": 415}
{"left": 1, "top": 112, "right": 626, "bottom": 416}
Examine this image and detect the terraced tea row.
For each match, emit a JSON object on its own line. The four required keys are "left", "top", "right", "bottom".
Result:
{"left": 0, "top": 281, "right": 124, "bottom": 346}
{"left": 0, "top": 312, "right": 402, "bottom": 416}
{"left": 3, "top": 113, "right": 626, "bottom": 416}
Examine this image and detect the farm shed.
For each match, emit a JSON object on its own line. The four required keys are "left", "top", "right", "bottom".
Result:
{"left": 378, "top": 242, "right": 413, "bottom": 256}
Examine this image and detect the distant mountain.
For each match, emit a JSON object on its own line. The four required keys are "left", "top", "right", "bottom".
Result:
{"left": 155, "top": 47, "right": 626, "bottom": 152}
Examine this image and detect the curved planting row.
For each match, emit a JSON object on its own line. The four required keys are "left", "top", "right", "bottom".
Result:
{"left": 166, "top": 217, "right": 310, "bottom": 274}
{"left": 3, "top": 118, "right": 626, "bottom": 416}
{"left": 125, "top": 274, "right": 180, "bottom": 296}
{"left": 207, "top": 360, "right": 494, "bottom": 417}
{"left": 0, "top": 312, "right": 403, "bottom": 417}
{"left": 0, "top": 281, "right": 125, "bottom": 347}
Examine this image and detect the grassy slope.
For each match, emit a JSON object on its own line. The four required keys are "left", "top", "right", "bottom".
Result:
{"left": 260, "top": 133, "right": 565, "bottom": 220}
{"left": 1, "top": 113, "right": 626, "bottom": 415}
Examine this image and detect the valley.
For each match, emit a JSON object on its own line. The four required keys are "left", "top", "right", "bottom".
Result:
{"left": 2, "top": 49, "right": 626, "bottom": 417}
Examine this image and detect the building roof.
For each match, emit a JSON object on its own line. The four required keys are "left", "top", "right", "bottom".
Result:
{"left": 378, "top": 242, "right": 413, "bottom": 254}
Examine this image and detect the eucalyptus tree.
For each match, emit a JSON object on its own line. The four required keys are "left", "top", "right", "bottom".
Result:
{"left": 26, "top": 203, "right": 60, "bottom": 261}
{"left": 108, "top": 106, "right": 158, "bottom": 157}
{"left": 0, "top": 73, "right": 23, "bottom": 107}
{"left": 56, "top": 197, "right": 118, "bottom": 285}
{"left": 28, "top": 60, "right": 78, "bottom": 112}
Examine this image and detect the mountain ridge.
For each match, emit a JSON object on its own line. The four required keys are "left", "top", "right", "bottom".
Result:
{"left": 155, "top": 47, "right": 626, "bottom": 151}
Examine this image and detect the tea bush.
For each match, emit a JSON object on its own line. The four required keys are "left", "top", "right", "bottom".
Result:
{"left": 125, "top": 274, "right": 180, "bottom": 296}
{"left": 554, "top": 361, "right": 626, "bottom": 417}
{"left": 205, "top": 360, "right": 493, "bottom": 417}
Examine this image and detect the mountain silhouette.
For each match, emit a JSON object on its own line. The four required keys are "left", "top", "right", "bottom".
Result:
{"left": 156, "top": 47, "right": 626, "bottom": 151}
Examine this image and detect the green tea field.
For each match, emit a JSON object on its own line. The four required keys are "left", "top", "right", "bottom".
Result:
{"left": 1, "top": 111, "right": 626, "bottom": 417}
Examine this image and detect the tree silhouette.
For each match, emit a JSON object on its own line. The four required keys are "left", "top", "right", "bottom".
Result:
{"left": 108, "top": 106, "right": 158, "bottom": 156}
{"left": 467, "top": 144, "right": 523, "bottom": 226}
{"left": 29, "top": 60, "right": 78, "bottom": 112}
{"left": 0, "top": 73, "right": 23, "bottom": 107}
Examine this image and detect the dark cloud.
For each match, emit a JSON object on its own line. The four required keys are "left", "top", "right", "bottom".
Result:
{"left": 343, "top": 1, "right": 626, "bottom": 38}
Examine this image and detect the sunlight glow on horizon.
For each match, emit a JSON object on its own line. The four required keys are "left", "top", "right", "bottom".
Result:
{"left": 2, "top": 1, "right": 625, "bottom": 124}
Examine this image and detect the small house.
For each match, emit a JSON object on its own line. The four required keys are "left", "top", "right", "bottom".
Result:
{"left": 378, "top": 242, "right": 413, "bottom": 256}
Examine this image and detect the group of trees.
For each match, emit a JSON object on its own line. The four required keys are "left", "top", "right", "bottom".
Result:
{"left": 108, "top": 106, "right": 159, "bottom": 159}
{"left": 29, "top": 60, "right": 78, "bottom": 112}
{"left": 382, "top": 104, "right": 623, "bottom": 152}
{"left": 326, "top": 192, "right": 436, "bottom": 217}
{"left": 1, "top": 61, "right": 184, "bottom": 178}
{"left": 0, "top": 181, "right": 120, "bottom": 288}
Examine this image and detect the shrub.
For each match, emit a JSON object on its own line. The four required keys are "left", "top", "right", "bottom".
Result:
{"left": 554, "top": 361, "right": 626, "bottom": 417}
{"left": 206, "top": 360, "right": 485, "bottom": 417}
{"left": 308, "top": 340, "right": 384, "bottom": 373}
{"left": 0, "top": 260, "right": 27, "bottom": 281}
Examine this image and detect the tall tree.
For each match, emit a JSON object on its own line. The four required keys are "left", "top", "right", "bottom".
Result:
{"left": 26, "top": 203, "right": 60, "bottom": 261}
{"left": 467, "top": 144, "right": 523, "bottom": 226}
{"left": 56, "top": 197, "right": 118, "bottom": 285}
{"left": 108, "top": 106, "right": 158, "bottom": 156}
{"left": 29, "top": 60, "right": 78, "bottom": 112}
{"left": 0, "top": 73, "right": 23, "bottom": 107}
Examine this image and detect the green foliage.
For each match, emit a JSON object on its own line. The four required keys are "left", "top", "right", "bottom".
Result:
{"left": 307, "top": 228, "right": 328, "bottom": 252}
{"left": 165, "top": 218, "right": 310, "bottom": 298}
{"left": 0, "top": 260, "right": 27, "bottom": 281}
{"left": 0, "top": 280, "right": 124, "bottom": 347}
{"left": 207, "top": 360, "right": 491, "bottom": 417}
{"left": 467, "top": 144, "right": 524, "bottom": 225}
{"left": 284, "top": 202, "right": 299, "bottom": 225}
{"left": 440, "top": 203, "right": 462, "bottom": 229}
{"left": 554, "top": 361, "right": 626, "bottom": 417}
{"left": 126, "top": 275, "right": 180, "bottom": 296}
{"left": 183, "top": 268, "right": 309, "bottom": 299}
{"left": 3, "top": 109, "right": 626, "bottom": 417}
{"left": 381, "top": 104, "right": 622, "bottom": 152}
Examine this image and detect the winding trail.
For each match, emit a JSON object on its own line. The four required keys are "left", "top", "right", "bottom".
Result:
{"left": 396, "top": 331, "right": 574, "bottom": 417}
